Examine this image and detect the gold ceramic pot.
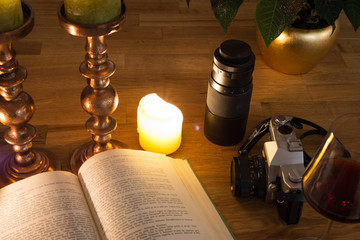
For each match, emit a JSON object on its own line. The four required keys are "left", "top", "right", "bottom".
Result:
{"left": 256, "top": 20, "right": 339, "bottom": 74}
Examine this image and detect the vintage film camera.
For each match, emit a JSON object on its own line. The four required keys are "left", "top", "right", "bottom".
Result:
{"left": 230, "top": 115, "right": 327, "bottom": 224}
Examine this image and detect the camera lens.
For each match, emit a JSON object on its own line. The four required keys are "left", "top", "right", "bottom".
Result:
{"left": 204, "top": 40, "right": 255, "bottom": 146}
{"left": 231, "top": 154, "right": 266, "bottom": 198}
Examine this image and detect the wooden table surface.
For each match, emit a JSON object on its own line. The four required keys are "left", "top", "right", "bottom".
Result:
{"left": 2, "top": 0, "right": 360, "bottom": 239}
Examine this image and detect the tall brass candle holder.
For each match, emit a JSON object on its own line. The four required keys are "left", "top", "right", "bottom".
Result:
{"left": 0, "top": 2, "right": 60, "bottom": 188}
{"left": 58, "top": 1, "right": 127, "bottom": 174}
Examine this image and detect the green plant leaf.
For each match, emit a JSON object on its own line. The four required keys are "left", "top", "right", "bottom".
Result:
{"left": 344, "top": 0, "right": 360, "bottom": 31}
{"left": 210, "top": 0, "right": 244, "bottom": 33}
{"left": 256, "top": 0, "right": 306, "bottom": 47}
{"left": 314, "top": 0, "right": 344, "bottom": 27}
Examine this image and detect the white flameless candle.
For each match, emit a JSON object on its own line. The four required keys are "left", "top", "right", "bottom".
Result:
{"left": 137, "top": 93, "right": 183, "bottom": 155}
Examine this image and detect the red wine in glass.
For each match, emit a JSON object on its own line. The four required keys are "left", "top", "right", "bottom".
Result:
{"left": 303, "top": 156, "right": 360, "bottom": 223}
{"left": 299, "top": 114, "right": 360, "bottom": 240}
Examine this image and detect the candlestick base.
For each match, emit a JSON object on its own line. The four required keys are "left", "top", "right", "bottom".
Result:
{"left": 0, "top": 144, "right": 60, "bottom": 188}
{"left": 70, "top": 140, "right": 127, "bottom": 174}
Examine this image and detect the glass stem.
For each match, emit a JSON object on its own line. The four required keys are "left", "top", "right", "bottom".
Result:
{"left": 321, "top": 220, "right": 333, "bottom": 240}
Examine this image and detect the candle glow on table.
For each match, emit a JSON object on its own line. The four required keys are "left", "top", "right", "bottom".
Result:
{"left": 137, "top": 94, "right": 183, "bottom": 155}
{"left": 0, "top": 0, "right": 23, "bottom": 33}
{"left": 64, "top": 0, "right": 121, "bottom": 25}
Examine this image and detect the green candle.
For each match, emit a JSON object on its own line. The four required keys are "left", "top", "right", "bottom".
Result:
{"left": 0, "top": 0, "right": 24, "bottom": 33}
{"left": 64, "top": 0, "right": 121, "bottom": 25}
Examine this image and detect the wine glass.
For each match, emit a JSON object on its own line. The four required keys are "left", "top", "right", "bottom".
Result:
{"left": 300, "top": 113, "right": 360, "bottom": 240}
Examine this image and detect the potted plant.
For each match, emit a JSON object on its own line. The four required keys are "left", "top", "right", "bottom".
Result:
{"left": 187, "top": 0, "right": 359, "bottom": 74}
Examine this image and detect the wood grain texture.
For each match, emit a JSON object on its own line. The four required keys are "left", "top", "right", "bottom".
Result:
{"left": 2, "top": 0, "right": 360, "bottom": 239}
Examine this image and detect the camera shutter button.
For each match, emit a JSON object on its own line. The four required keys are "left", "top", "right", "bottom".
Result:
{"left": 288, "top": 169, "right": 303, "bottom": 183}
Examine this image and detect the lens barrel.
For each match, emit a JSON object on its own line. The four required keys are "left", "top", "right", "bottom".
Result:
{"left": 204, "top": 40, "right": 255, "bottom": 145}
{"left": 231, "top": 154, "right": 266, "bottom": 198}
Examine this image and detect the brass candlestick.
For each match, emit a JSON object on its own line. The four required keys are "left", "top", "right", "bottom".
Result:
{"left": 0, "top": 2, "right": 60, "bottom": 188}
{"left": 58, "top": 1, "right": 127, "bottom": 174}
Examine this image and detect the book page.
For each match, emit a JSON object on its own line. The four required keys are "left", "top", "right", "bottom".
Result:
{"left": 0, "top": 171, "right": 100, "bottom": 240}
{"left": 169, "top": 157, "right": 235, "bottom": 238}
{"left": 78, "top": 149, "right": 234, "bottom": 240}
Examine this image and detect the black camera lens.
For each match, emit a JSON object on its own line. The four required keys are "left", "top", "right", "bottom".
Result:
{"left": 204, "top": 40, "right": 255, "bottom": 146}
{"left": 231, "top": 154, "right": 266, "bottom": 198}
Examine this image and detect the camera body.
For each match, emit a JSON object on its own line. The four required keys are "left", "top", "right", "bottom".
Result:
{"left": 264, "top": 115, "right": 305, "bottom": 202}
{"left": 231, "top": 115, "right": 306, "bottom": 224}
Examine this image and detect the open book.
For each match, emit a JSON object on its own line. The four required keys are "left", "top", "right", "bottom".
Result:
{"left": 0, "top": 149, "right": 234, "bottom": 239}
